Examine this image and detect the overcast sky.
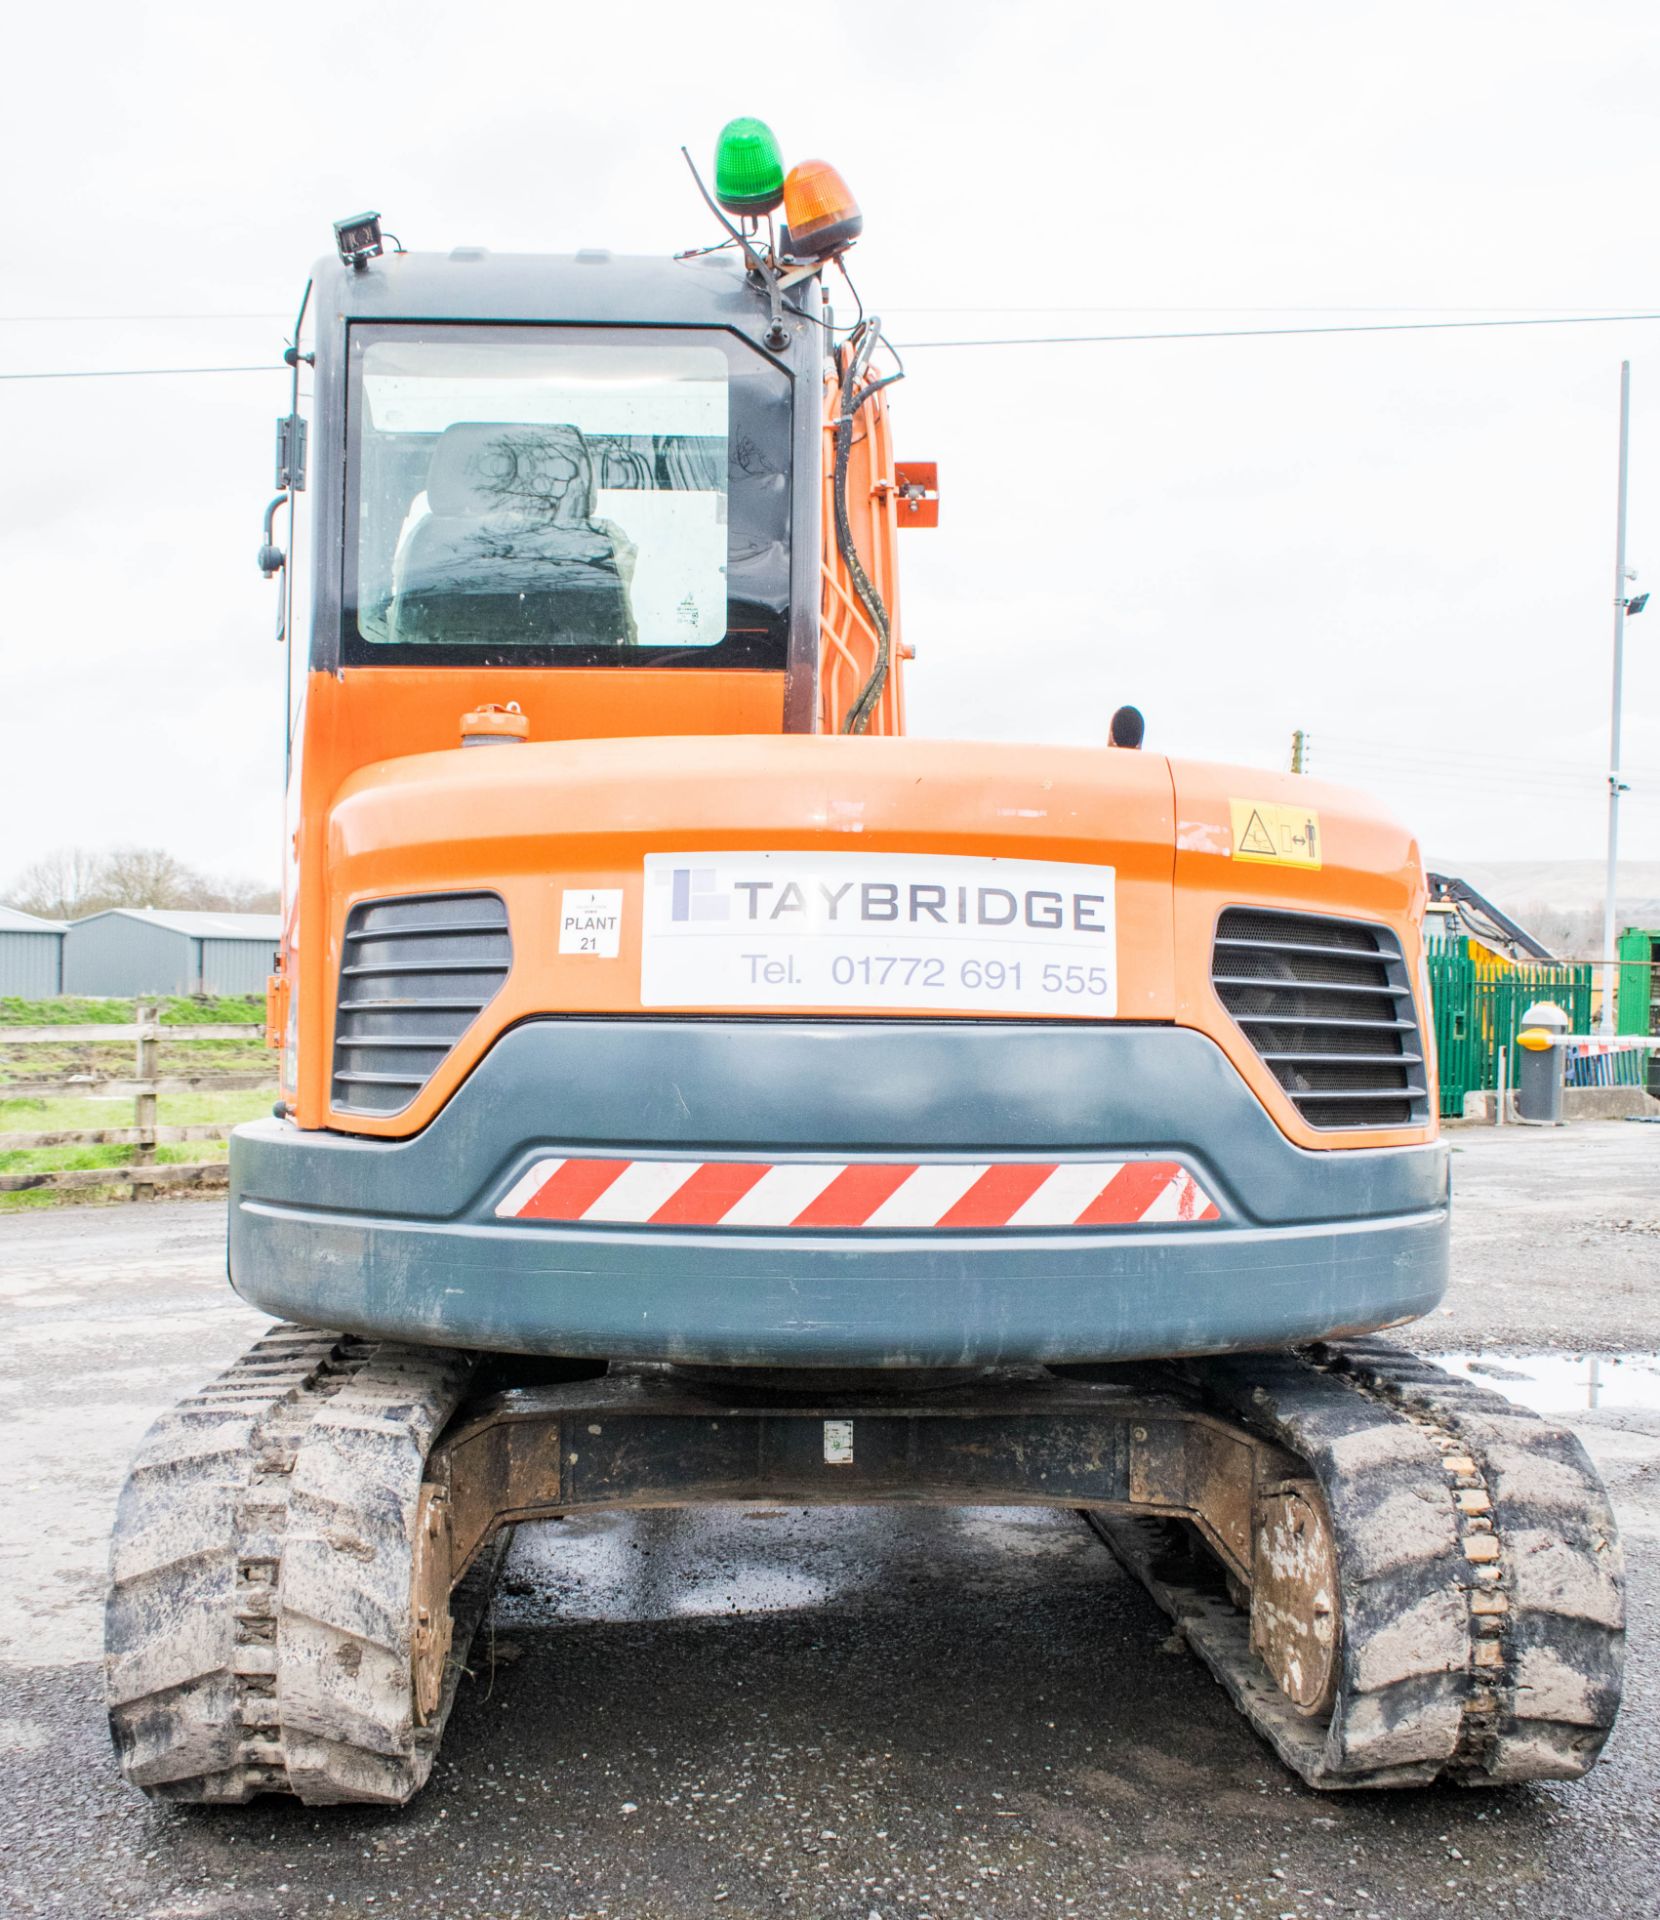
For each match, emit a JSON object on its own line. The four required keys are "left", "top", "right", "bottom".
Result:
{"left": 4, "top": 0, "right": 1658, "bottom": 895}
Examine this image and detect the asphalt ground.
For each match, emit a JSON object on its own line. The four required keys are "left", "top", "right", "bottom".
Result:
{"left": 0, "top": 1119, "right": 1656, "bottom": 1920}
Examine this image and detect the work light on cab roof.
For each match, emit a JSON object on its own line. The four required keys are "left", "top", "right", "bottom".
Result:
{"left": 713, "top": 117, "right": 786, "bottom": 216}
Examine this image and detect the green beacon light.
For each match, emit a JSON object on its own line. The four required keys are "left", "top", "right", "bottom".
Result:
{"left": 713, "top": 117, "right": 786, "bottom": 217}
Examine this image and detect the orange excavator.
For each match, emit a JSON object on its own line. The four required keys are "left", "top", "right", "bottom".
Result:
{"left": 106, "top": 122, "right": 1622, "bottom": 1805}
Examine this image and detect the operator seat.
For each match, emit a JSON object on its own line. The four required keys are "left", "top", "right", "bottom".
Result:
{"left": 391, "top": 422, "right": 637, "bottom": 647}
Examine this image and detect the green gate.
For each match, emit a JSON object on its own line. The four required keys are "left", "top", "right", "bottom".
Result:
{"left": 1424, "top": 937, "right": 1593, "bottom": 1118}
{"left": 1617, "top": 927, "right": 1658, "bottom": 1037}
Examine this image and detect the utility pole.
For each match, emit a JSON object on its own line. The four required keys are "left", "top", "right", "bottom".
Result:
{"left": 1601, "top": 363, "right": 1633, "bottom": 1033}
{"left": 1290, "top": 729, "right": 1308, "bottom": 774}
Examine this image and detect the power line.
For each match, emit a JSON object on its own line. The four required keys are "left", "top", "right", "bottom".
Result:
{"left": 1295, "top": 733, "right": 1660, "bottom": 784}
{"left": 1322, "top": 739, "right": 1660, "bottom": 780}
{"left": 0, "top": 312, "right": 289, "bottom": 324}
{"left": 1325, "top": 739, "right": 1660, "bottom": 774}
{"left": 1318, "top": 738, "right": 1660, "bottom": 774}
{"left": 8, "top": 306, "right": 1660, "bottom": 383}
{"left": 1322, "top": 774, "right": 1660, "bottom": 816}
{"left": 884, "top": 304, "right": 1652, "bottom": 316}
{"left": 896, "top": 311, "right": 1660, "bottom": 349}
{"left": 2, "top": 302, "right": 1646, "bottom": 324}
{"left": 0, "top": 364, "right": 276, "bottom": 382}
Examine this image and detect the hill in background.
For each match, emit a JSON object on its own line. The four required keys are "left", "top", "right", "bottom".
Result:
{"left": 1433, "top": 858, "right": 1660, "bottom": 962}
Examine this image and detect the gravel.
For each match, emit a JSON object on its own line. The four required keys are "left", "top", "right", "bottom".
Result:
{"left": 0, "top": 1120, "right": 1656, "bottom": 1919}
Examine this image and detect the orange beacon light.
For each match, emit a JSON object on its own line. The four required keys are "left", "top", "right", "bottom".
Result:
{"left": 782, "top": 160, "right": 863, "bottom": 260}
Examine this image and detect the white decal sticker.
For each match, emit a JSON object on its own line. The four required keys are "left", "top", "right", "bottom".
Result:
{"left": 823, "top": 1420, "right": 855, "bottom": 1466}
{"left": 559, "top": 888, "right": 623, "bottom": 958}
{"left": 640, "top": 852, "right": 1115, "bottom": 1015}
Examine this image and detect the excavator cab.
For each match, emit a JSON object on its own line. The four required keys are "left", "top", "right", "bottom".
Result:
{"left": 105, "top": 124, "right": 1624, "bottom": 1812}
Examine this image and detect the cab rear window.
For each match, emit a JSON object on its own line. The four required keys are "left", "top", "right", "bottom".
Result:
{"left": 342, "top": 323, "right": 791, "bottom": 669}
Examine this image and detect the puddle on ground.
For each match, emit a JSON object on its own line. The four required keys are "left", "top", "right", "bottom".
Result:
{"left": 1430, "top": 1350, "right": 1660, "bottom": 1415}
{"left": 491, "top": 1505, "right": 1079, "bottom": 1626}
{"left": 495, "top": 1506, "right": 857, "bottom": 1624}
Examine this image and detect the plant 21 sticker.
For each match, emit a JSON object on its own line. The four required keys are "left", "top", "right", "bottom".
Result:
{"left": 559, "top": 888, "right": 623, "bottom": 957}
{"left": 640, "top": 851, "right": 1115, "bottom": 1015}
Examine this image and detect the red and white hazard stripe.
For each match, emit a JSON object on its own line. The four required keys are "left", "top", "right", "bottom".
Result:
{"left": 495, "top": 1156, "right": 1220, "bottom": 1229}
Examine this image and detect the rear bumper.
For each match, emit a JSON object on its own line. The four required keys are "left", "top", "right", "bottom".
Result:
{"left": 229, "top": 1019, "right": 1449, "bottom": 1367}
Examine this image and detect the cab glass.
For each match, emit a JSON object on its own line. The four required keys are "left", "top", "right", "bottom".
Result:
{"left": 343, "top": 324, "right": 791, "bottom": 668}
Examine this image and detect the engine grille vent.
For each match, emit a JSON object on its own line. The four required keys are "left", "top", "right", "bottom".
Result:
{"left": 332, "top": 892, "right": 511, "bottom": 1116}
{"left": 1211, "top": 907, "right": 1429, "bottom": 1130}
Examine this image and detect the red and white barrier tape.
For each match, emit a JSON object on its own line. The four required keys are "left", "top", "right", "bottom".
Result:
{"left": 495, "top": 1156, "right": 1221, "bottom": 1230}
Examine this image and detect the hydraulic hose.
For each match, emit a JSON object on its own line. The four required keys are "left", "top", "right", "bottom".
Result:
{"left": 835, "top": 322, "right": 894, "bottom": 734}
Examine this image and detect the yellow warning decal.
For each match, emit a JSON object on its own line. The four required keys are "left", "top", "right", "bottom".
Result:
{"left": 1229, "top": 800, "right": 1323, "bottom": 869}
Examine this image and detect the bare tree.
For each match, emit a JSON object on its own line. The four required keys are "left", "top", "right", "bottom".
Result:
{"left": 200, "top": 875, "right": 282, "bottom": 913}
{"left": 96, "top": 846, "right": 203, "bottom": 912}
{"left": 1507, "top": 905, "right": 1605, "bottom": 966}
{"left": 4, "top": 845, "right": 279, "bottom": 920}
{"left": 5, "top": 846, "right": 112, "bottom": 920}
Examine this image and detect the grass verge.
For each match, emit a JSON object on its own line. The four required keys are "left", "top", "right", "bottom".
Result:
{"left": 0, "top": 995, "right": 270, "bottom": 1089}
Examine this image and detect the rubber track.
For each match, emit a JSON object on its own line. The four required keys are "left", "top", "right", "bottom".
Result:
{"left": 1089, "top": 1338, "right": 1624, "bottom": 1790}
{"left": 106, "top": 1326, "right": 490, "bottom": 1805}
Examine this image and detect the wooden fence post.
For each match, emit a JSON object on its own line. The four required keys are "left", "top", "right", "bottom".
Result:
{"left": 0, "top": 1017, "right": 269, "bottom": 1197}
{"left": 133, "top": 1002, "right": 159, "bottom": 1200}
